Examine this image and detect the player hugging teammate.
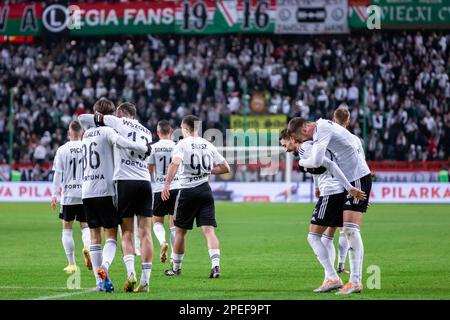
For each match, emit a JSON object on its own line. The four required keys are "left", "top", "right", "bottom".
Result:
{"left": 52, "top": 100, "right": 230, "bottom": 293}
{"left": 282, "top": 105, "right": 372, "bottom": 295}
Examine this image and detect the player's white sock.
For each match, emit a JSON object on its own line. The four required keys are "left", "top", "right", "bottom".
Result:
{"left": 321, "top": 234, "right": 336, "bottom": 268}
{"left": 140, "top": 263, "right": 152, "bottom": 285}
{"left": 170, "top": 227, "right": 176, "bottom": 258}
{"left": 307, "top": 232, "right": 339, "bottom": 281}
{"left": 153, "top": 222, "right": 166, "bottom": 245}
{"left": 90, "top": 244, "right": 103, "bottom": 284}
{"left": 102, "top": 239, "right": 117, "bottom": 271}
{"left": 172, "top": 253, "right": 184, "bottom": 271}
{"left": 62, "top": 229, "right": 75, "bottom": 265}
{"left": 343, "top": 223, "right": 364, "bottom": 284}
{"left": 81, "top": 227, "right": 91, "bottom": 249}
{"left": 208, "top": 249, "right": 220, "bottom": 268}
{"left": 338, "top": 231, "right": 349, "bottom": 268}
{"left": 123, "top": 255, "right": 135, "bottom": 278}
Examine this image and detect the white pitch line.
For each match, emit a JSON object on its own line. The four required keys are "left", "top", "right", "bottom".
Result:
{"left": 31, "top": 289, "right": 92, "bottom": 300}
{"left": 0, "top": 286, "right": 77, "bottom": 290}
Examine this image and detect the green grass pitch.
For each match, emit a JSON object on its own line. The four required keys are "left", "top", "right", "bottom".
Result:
{"left": 0, "top": 202, "right": 449, "bottom": 300}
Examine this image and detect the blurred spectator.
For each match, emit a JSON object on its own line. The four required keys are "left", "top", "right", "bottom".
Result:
{"left": 0, "top": 31, "right": 448, "bottom": 165}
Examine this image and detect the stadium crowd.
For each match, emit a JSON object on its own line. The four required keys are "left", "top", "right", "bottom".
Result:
{"left": 0, "top": 31, "right": 449, "bottom": 177}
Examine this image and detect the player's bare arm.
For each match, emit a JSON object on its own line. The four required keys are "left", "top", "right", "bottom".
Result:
{"left": 161, "top": 157, "right": 181, "bottom": 201}
{"left": 211, "top": 160, "right": 230, "bottom": 175}
{"left": 78, "top": 113, "right": 120, "bottom": 129}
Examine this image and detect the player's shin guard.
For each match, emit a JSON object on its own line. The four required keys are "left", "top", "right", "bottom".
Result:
{"left": 62, "top": 229, "right": 75, "bottom": 265}
{"left": 81, "top": 227, "right": 91, "bottom": 249}
{"left": 320, "top": 234, "right": 335, "bottom": 269}
{"left": 172, "top": 253, "right": 184, "bottom": 271}
{"left": 153, "top": 222, "right": 166, "bottom": 245}
{"left": 123, "top": 255, "right": 136, "bottom": 278}
{"left": 134, "top": 216, "right": 141, "bottom": 255}
{"left": 208, "top": 249, "right": 220, "bottom": 269}
{"left": 170, "top": 227, "right": 176, "bottom": 258}
{"left": 90, "top": 244, "right": 103, "bottom": 284}
{"left": 102, "top": 239, "right": 117, "bottom": 271}
{"left": 307, "top": 232, "right": 339, "bottom": 281}
{"left": 343, "top": 223, "right": 364, "bottom": 284}
{"left": 338, "top": 231, "right": 349, "bottom": 267}
{"left": 140, "top": 263, "right": 152, "bottom": 286}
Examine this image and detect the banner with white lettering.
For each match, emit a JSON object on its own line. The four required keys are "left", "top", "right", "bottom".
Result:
{"left": 1, "top": 182, "right": 449, "bottom": 203}
{"left": 275, "top": 0, "right": 349, "bottom": 34}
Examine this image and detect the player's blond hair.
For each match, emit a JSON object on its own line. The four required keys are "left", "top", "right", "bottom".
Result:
{"left": 334, "top": 107, "right": 350, "bottom": 127}
{"left": 94, "top": 98, "right": 116, "bottom": 115}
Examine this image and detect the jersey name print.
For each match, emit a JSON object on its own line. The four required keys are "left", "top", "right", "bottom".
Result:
{"left": 172, "top": 136, "right": 225, "bottom": 189}
{"left": 52, "top": 140, "right": 84, "bottom": 205}
{"left": 107, "top": 116, "right": 153, "bottom": 181}
{"left": 149, "top": 139, "right": 181, "bottom": 192}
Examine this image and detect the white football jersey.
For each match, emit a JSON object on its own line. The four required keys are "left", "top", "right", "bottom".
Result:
{"left": 103, "top": 116, "right": 153, "bottom": 181}
{"left": 148, "top": 139, "right": 181, "bottom": 193}
{"left": 171, "top": 136, "right": 225, "bottom": 189}
{"left": 52, "top": 140, "right": 83, "bottom": 205}
{"left": 304, "top": 118, "right": 371, "bottom": 182}
{"left": 81, "top": 127, "right": 118, "bottom": 199}
{"left": 299, "top": 141, "right": 344, "bottom": 196}
{"left": 352, "top": 133, "right": 366, "bottom": 160}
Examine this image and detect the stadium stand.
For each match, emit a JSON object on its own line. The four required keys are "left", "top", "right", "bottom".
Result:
{"left": 0, "top": 31, "right": 449, "bottom": 174}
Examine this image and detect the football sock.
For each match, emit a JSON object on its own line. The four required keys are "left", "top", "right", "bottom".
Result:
{"left": 208, "top": 249, "right": 220, "bottom": 268}
{"left": 90, "top": 244, "right": 103, "bottom": 284}
{"left": 153, "top": 222, "right": 166, "bottom": 245}
{"left": 102, "top": 239, "right": 117, "bottom": 271}
{"left": 81, "top": 227, "right": 91, "bottom": 249}
{"left": 62, "top": 229, "right": 75, "bottom": 265}
{"left": 123, "top": 254, "right": 135, "bottom": 278}
{"left": 172, "top": 253, "right": 184, "bottom": 271}
{"left": 321, "top": 234, "right": 336, "bottom": 268}
{"left": 170, "top": 227, "right": 176, "bottom": 258}
{"left": 343, "top": 223, "right": 364, "bottom": 284}
{"left": 141, "top": 263, "right": 152, "bottom": 285}
{"left": 307, "top": 232, "right": 339, "bottom": 281}
{"left": 338, "top": 231, "right": 349, "bottom": 267}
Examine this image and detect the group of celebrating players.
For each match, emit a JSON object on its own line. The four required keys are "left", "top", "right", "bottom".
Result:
{"left": 51, "top": 98, "right": 230, "bottom": 293}
{"left": 280, "top": 106, "right": 371, "bottom": 294}
{"left": 51, "top": 96, "right": 370, "bottom": 295}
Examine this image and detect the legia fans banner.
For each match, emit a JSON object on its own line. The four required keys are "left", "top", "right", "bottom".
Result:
{"left": 0, "top": 1, "right": 351, "bottom": 36}
{"left": 0, "top": 3, "right": 44, "bottom": 36}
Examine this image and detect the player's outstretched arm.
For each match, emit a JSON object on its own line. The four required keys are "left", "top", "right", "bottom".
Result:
{"left": 300, "top": 143, "right": 326, "bottom": 168}
{"left": 162, "top": 157, "right": 181, "bottom": 201}
{"left": 78, "top": 114, "right": 96, "bottom": 130}
{"left": 322, "top": 157, "right": 366, "bottom": 201}
{"left": 321, "top": 158, "right": 353, "bottom": 191}
{"left": 114, "top": 135, "right": 148, "bottom": 153}
{"left": 211, "top": 160, "right": 230, "bottom": 175}
{"left": 78, "top": 114, "right": 120, "bottom": 129}
{"left": 107, "top": 128, "right": 149, "bottom": 154}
